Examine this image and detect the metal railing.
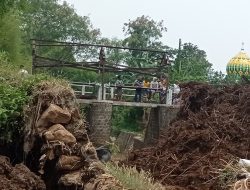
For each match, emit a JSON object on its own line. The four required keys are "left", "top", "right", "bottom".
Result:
{"left": 71, "top": 82, "right": 173, "bottom": 105}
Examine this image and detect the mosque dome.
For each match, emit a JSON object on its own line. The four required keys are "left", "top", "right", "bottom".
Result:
{"left": 226, "top": 47, "right": 250, "bottom": 76}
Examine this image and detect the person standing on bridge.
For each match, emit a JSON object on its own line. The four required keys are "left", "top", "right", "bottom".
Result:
{"left": 148, "top": 77, "right": 159, "bottom": 101}
{"left": 143, "top": 78, "right": 150, "bottom": 102}
{"left": 134, "top": 76, "right": 143, "bottom": 102}
{"left": 159, "top": 77, "right": 168, "bottom": 104}
{"left": 115, "top": 75, "right": 123, "bottom": 101}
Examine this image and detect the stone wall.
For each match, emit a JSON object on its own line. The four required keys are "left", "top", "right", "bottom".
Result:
{"left": 88, "top": 102, "right": 113, "bottom": 146}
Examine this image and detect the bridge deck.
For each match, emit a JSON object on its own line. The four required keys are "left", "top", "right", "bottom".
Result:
{"left": 76, "top": 99, "right": 172, "bottom": 108}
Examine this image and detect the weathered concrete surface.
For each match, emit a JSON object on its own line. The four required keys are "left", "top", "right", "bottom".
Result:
{"left": 88, "top": 102, "right": 113, "bottom": 146}
{"left": 144, "top": 106, "right": 180, "bottom": 145}
{"left": 144, "top": 107, "right": 160, "bottom": 145}
{"left": 116, "top": 131, "right": 135, "bottom": 152}
{"left": 159, "top": 105, "right": 180, "bottom": 129}
{"left": 79, "top": 99, "right": 179, "bottom": 148}
{"left": 77, "top": 99, "right": 167, "bottom": 108}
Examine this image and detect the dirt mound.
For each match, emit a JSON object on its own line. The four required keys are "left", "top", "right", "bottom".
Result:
{"left": 127, "top": 82, "right": 250, "bottom": 190}
{"left": 0, "top": 155, "right": 45, "bottom": 190}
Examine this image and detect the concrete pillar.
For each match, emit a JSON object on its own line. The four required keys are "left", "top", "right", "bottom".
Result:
{"left": 89, "top": 102, "right": 112, "bottom": 146}
{"left": 158, "top": 106, "right": 168, "bottom": 129}
{"left": 144, "top": 106, "right": 180, "bottom": 145}
{"left": 165, "top": 106, "right": 180, "bottom": 128}
{"left": 144, "top": 107, "right": 160, "bottom": 145}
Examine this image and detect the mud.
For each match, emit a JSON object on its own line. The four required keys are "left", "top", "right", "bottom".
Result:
{"left": 127, "top": 82, "right": 250, "bottom": 190}
{"left": 0, "top": 155, "right": 45, "bottom": 190}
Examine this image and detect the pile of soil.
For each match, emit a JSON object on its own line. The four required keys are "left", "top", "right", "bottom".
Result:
{"left": 0, "top": 155, "right": 45, "bottom": 190}
{"left": 127, "top": 82, "right": 250, "bottom": 190}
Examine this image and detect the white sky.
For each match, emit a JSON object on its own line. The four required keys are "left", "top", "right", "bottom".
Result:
{"left": 65, "top": 0, "right": 250, "bottom": 73}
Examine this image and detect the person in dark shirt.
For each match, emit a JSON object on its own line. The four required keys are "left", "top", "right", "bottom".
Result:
{"left": 134, "top": 76, "right": 143, "bottom": 102}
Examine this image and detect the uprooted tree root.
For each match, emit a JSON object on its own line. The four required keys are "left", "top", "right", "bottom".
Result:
{"left": 22, "top": 80, "right": 123, "bottom": 190}
{"left": 126, "top": 82, "right": 250, "bottom": 190}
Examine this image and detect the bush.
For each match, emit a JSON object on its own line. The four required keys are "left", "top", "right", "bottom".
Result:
{"left": 0, "top": 83, "right": 27, "bottom": 142}
{"left": 0, "top": 62, "right": 52, "bottom": 143}
{"left": 111, "top": 107, "right": 144, "bottom": 135}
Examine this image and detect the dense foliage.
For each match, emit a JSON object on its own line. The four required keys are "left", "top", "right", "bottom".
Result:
{"left": 0, "top": 55, "right": 51, "bottom": 142}
{"left": 171, "top": 43, "right": 212, "bottom": 82}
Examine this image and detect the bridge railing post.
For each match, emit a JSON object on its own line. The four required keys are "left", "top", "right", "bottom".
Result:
{"left": 166, "top": 88, "right": 173, "bottom": 105}
{"left": 103, "top": 84, "right": 107, "bottom": 100}
{"left": 81, "top": 85, "right": 86, "bottom": 95}
{"left": 110, "top": 87, "right": 114, "bottom": 99}
{"left": 97, "top": 84, "right": 102, "bottom": 101}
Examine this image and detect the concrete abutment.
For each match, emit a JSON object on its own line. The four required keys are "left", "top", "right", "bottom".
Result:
{"left": 80, "top": 100, "right": 179, "bottom": 147}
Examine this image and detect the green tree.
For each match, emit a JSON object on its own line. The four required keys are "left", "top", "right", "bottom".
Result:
{"left": 20, "top": 0, "right": 101, "bottom": 80}
{"left": 22, "top": 0, "right": 100, "bottom": 43}
{"left": 171, "top": 43, "right": 212, "bottom": 82}
{"left": 0, "top": 10, "right": 23, "bottom": 64}
{"left": 0, "top": 0, "right": 27, "bottom": 17}
{"left": 122, "top": 15, "right": 168, "bottom": 68}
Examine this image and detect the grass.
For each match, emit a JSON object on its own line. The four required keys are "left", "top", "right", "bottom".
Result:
{"left": 105, "top": 163, "right": 165, "bottom": 190}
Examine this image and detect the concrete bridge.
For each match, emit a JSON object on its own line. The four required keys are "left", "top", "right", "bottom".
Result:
{"left": 71, "top": 82, "right": 174, "bottom": 105}
{"left": 73, "top": 84, "right": 179, "bottom": 145}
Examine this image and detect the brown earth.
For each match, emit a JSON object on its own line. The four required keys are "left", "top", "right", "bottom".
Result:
{"left": 0, "top": 155, "right": 46, "bottom": 190}
{"left": 127, "top": 82, "right": 250, "bottom": 190}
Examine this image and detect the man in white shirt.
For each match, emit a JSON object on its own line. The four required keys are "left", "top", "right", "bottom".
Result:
{"left": 148, "top": 77, "right": 159, "bottom": 101}
{"left": 173, "top": 83, "right": 181, "bottom": 105}
{"left": 18, "top": 65, "right": 29, "bottom": 77}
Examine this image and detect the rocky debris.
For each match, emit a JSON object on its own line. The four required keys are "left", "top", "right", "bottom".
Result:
{"left": 56, "top": 155, "right": 83, "bottom": 171}
{"left": 126, "top": 82, "right": 250, "bottom": 190}
{"left": 36, "top": 104, "right": 71, "bottom": 132}
{"left": 116, "top": 131, "right": 135, "bottom": 152}
{"left": 0, "top": 156, "right": 46, "bottom": 190}
{"left": 43, "top": 124, "right": 76, "bottom": 145}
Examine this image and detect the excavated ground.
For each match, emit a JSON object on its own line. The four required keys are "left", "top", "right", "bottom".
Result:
{"left": 0, "top": 156, "right": 46, "bottom": 190}
{"left": 127, "top": 82, "right": 250, "bottom": 190}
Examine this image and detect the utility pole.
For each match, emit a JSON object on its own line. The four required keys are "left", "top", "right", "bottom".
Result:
{"left": 99, "top": 47, "right": 106, "bottom": 100}
{"left": 178, "top": 38, "right": 182, "bottom": 74}
{"left": 31, "top": 40, "right": 36, "bottom": 75}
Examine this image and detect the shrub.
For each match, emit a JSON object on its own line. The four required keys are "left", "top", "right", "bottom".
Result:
{"left": 0, "top": 83, "right": 27, "bottom": 142}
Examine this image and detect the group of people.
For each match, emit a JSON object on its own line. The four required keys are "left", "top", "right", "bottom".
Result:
{"left": 133, "top": 76, "right": 168, "bottom": 103}
{"left": 115, "top": 75, "right": 169, "bottom": 104}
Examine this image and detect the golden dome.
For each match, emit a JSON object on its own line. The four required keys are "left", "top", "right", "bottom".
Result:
{"left": 226, "top": 49, "right": 250, "bottom": 76}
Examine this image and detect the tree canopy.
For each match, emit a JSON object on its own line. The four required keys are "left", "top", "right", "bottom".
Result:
{"left": 122, "top": 15, "right": 168, "bottom": 68}
{"left": 171, "top": 43, "right": 212, "bottom": 82}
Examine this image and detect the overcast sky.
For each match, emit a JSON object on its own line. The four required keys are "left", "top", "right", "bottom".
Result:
{"left": 65, "top": 0, "right": 250, "bottom": 73}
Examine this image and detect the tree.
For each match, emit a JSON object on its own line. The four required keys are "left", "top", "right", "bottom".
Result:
{"left": 171, "top": 43, "right": 212, "bottom": 82}
{"left": 122, "top": 15, "right": 168, "bottom": 68}
{"left": 22, "top": 0, "right": 100, "bottom": 43}
{"left": 0, "top": 10, "right": 23, "bottom": 64}
{"left": 0, "top": 0, "right": 26, "bottom": 17}
{"left": 19, "top": 0, "right": 101, "bottom": 80}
